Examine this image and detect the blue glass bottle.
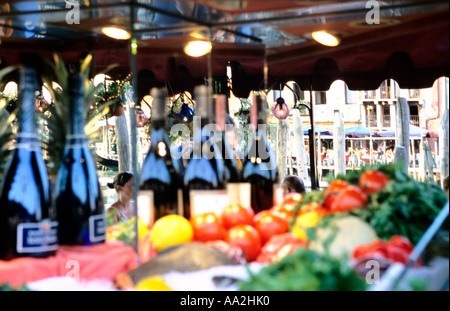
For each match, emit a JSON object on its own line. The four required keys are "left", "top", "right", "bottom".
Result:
{"left": 54, "top": 74, "right": 106, "bottom": 245}
{"left": 0, "top": 68, "right": 58, "bottom": 260}
{"left": 140, "top": 88, "right": 183, "bottom": 224}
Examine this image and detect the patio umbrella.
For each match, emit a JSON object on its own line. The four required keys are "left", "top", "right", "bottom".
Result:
{"left": 344, "top": 125, "right": 378, "bottom": 136}
{"left": 410, "top": 124, "right": 431, "bottom": 137}
{"left": 378, "top": 124, "right": 430, "bottom": 137}
{"left": 303, "top": 124, "right": 333, "bottom": 135}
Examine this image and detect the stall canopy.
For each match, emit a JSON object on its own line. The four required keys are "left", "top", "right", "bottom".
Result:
{"left": 344, "top": 125, "right": 379, "bottom": 137}
{"left": 378, "top": 124, "right": 433, "bottom": 137}
{"left": 303, "top": 125, "right": 333, "bottom": 136}
{"left": 0, "top": 0, "right": 448, "bottom": 99}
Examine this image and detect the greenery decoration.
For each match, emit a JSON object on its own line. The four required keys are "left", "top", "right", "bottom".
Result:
{"left": 93, "top": 73, "right": 132, "bottom": 117}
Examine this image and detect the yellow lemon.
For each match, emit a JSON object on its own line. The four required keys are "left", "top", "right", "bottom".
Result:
{"left": 291, "top": 211, "right": 321, "bottom": 241}
{"left": 134, "top": 275, "right": 173, "bottom": 291}
{"left": 151, "top": 215, "right": 193, "bottom": 252}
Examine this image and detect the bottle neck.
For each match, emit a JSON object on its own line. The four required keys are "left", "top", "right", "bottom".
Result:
{"left": 251, "top": 93, "right": 266, "bottom": 132}
{"left": 152, "top": 119, "right": 166, "bottom": 131}
{"left": 68, "top": 75, "right": 86, "bottom": 136}
{"left": 151, "top": 88, "right": 166, "bottom": 130}
{"left": 18, "top": 88, "right": 37, "bottom": 136}
{"left": 214, "top": 94, "right": 226, "bottom": 133}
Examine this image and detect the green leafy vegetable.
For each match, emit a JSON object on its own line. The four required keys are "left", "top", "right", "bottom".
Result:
{"left": 238, "top": 247, "right": 368, "bottom": 291}
{"left": 323, "top": 163, "right": 448, "bottom": 245}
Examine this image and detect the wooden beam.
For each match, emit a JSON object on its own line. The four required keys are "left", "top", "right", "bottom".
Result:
{"left": 333, "top": 110, "right": 345, "bottom": 177}
{"left": 395, "top": 97, "right": 410, "bottom": 173}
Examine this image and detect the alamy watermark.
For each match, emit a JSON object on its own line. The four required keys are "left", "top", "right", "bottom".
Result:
{"left": 365, "top": 259, "right": 381, "bottom": 284}
{"left": 65, "top": 0, "right": 80, "bottom": 25}
{"left": 365, "top": 0, "right": 381, "bottom": 25}
{"left": 65, "top": 259, "right": 80, "bottom": 282}
{"left": 64, "top": 1, "right": 381, "bottom": 26}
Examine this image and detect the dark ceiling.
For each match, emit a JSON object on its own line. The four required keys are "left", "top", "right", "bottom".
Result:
{"left": 0, "top": 0, "right": 448, "bottom": 98}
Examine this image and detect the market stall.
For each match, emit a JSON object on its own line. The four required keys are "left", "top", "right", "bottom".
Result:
{"left": 0, "top": 0, "right": 449, "bottom": 292}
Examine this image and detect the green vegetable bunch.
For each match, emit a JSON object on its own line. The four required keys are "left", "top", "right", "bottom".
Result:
{"left": 106, "top": 212, "right": 137, "bottom": 248}
{"left": 239, "top": 247, "right": 368, "bottom": 291}
{"left": 329, "top": 163, "right": 448, "bottom": 245}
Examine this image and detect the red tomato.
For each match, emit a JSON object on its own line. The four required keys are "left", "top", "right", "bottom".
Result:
{"left": 323, "top": 180, "right": 351, "bottom": 209}
{"left": 386, "top": 245, "right": 410, "bottom": 264}
{"left": 256, "top": 232, "right": 307, "bottom": 263}
{"left": 190, "top": 212, "right": 226, "bottom": 242}
{"left": 298, "top": 202, "right": 329, "bottom": 217}
{"left": 221, "top": 204, "right": 255, "bottom": 229}
{"left": 270, "top": 205, "right": 294, "bottom": 221}
{"left": 329, "top": 185, "right": 369, "bottom": 213}
{"left": 352, "top": 240, "right": 388, "bottom": 261}
{"left": 225, "top": 224, "right": 262, "bottom": 262}
{"left": 352, "top": 244, "right": 373, "bottom": 260}
{"left": 388, "top": 235, "right": 414, "bottom": 253}
{"left": 368, "top": 240, "right": 389, "bottom": 258}
{"left": 281, "top": 192, "right": 303, "bottom": 210}
{"left": 358, "top": 171, "right": 390, "bottom": 194}
{"left": 254, "top": 211, "right": 289, "bottom": 245}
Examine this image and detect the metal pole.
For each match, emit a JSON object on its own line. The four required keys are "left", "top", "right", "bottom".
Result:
{"left": 129, "top": 3, "right": 140, "bottom": 262}
{"left": 391, "top": 201, "right": 449, "bottom": 290}
{"left": 308, "top": 77, "right": 318, "bottom": 190}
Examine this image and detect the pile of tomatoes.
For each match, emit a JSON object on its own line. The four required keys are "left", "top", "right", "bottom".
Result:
{"left": 189, "top": 193, "right": 306, "bottom": 263}
{"left": 352, "top": 235, "right": 420, "bottom": 266}
{"left": 300, "top": 170, "right": 391, "bottom": 215}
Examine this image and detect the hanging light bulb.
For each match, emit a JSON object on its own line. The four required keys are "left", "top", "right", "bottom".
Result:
{"left": 272, "top": 97, "right": 290, "bottom": 119}
{"left": 135, "top": 106, "right": 149, "bottom": 128}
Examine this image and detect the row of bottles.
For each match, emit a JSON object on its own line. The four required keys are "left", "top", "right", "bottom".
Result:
{"left": 139, "top": 85, "right": 278, "bottom": 224}
{"left": 0, "top": 68, "right": 278, "bottom": 260}
{"left": 0, "top": 69, "right": 105, "bottom": 260}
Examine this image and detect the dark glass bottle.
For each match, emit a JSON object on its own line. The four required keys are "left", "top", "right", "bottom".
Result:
{"left": 140, "top": 88, "right": 183, "bottom": 224}
{"left": 0, "top": 68, "right": 58, "bottom": 260}
{"left": 182, "top": 85, "right": 225, "bottom": 219}
{"left": 213, "top": 94, "right": 240, "bottom": 183}
{"left": 54, "top": 74, "right": 106, "bottom": 246}
{"left": 241, "top": 92, "right": 278, "bottom": 214}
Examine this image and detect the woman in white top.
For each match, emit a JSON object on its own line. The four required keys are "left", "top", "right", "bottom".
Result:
{"left": 106, "top": 171, "right": 135, "bottom": 224}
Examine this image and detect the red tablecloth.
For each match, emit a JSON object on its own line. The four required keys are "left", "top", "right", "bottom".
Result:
{"left": 0, "top": 242, "right": 139, "bottom": 288}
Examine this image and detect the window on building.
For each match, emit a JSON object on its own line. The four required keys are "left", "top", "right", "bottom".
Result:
{"left": 273, "top": 90, "right": 282, "bottom": 102}
{"left": 393, "top": 81, "right": 400, "bottom": 98}
{"left": 380, "top": 80, "right": 391, "bottom": 99}
{"left": 409, "top": 89, "right": 421, "bottom": 98}
{"left": 409, "top": 102, "right": 420, "bottom": 126}
{"left": 314, "top": 91, "right": 326, "bottom": 105}
{"left": 383, "top": 105, "right": 391, "bottom": 128}
{"left": 365, "top": 103, "right": 377, "bottom": 127}
{"left": 345, "top": 84, "right": 357, "bottom": 104}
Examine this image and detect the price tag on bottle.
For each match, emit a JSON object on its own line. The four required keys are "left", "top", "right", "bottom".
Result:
{"left": 273, "top": 184, "right": 284, "bottom": 206}
{"left": 190, "top": 190, "right": 229, "bottom": 217}
{"left": 238, "top": 183, "right": 251, "bottom": 208}
{"left": 137, "top": 190, "right": 154, "bottom": 228}
{"left": 16, "top": 220, "right": 58, "bottom": 254}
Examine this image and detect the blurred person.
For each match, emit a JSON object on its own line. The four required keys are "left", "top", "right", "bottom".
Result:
{"left": 281, "top": 175, "right": 306, "bottom": 196}
{"left": 106, "top": 171, "right": 135, "bottom": 224}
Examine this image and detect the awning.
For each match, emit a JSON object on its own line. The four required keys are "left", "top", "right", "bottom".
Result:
{"left": 378, "top": 124, "right": 433, "bottom": 137}
{"left": 344, "top": 125, "right": 379, "bottom": 137}
{"left": 0, "top": 1, "right": 447, "bottom": 99}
